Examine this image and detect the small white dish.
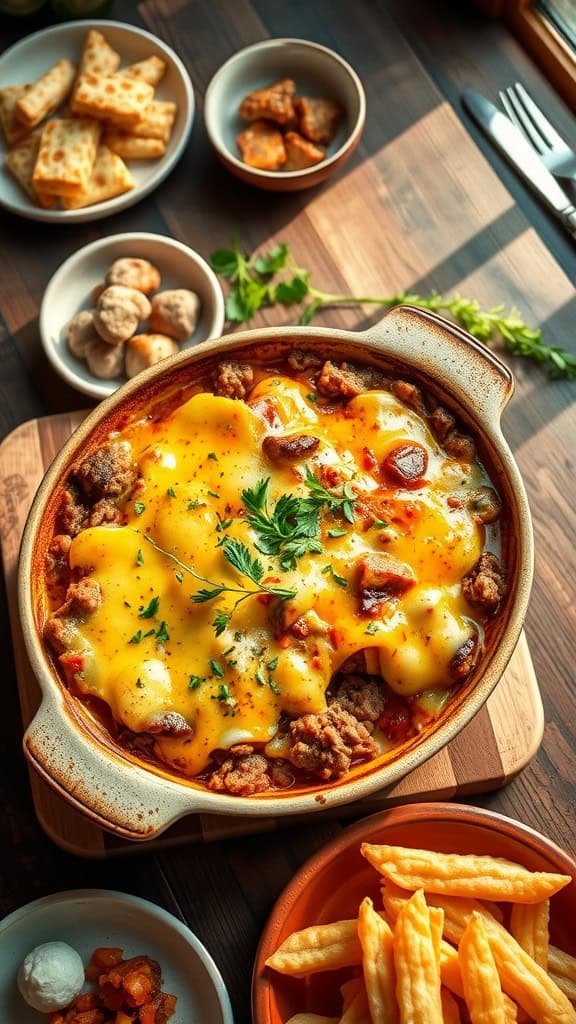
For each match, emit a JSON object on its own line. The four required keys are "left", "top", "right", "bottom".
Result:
{"left": 0, "top": 20, "right": 194, "bottom": 223}
{"left": 0, "top": 889, "right": 233, "bottom": 1024}
{"left": 204, "top": 37, "right": 366, "bottom": 192}
{"left": 40, "top": 232, "right": 226, "bottom": 399}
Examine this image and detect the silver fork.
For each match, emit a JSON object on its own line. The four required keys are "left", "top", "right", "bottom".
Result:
{"left": 499, "top": 82, "right": 576, "bottom": 182}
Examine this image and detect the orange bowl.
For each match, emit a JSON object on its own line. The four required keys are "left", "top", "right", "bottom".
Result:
{"left": 252, "top": 803, "right": 576, "bottom": 1023}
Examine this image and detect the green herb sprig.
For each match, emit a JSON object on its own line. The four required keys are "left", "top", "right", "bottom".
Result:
{"left": 209, "top": 238, "right": 576, "bottom": 380}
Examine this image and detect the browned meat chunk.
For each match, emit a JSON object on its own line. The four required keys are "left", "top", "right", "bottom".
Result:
{"left": 74, "top": 440, "right": 136, "bottom": 501}
{"left": 391, "top": 379, "right": 425, "bottom": 414}
{"left": 444, "top": 431, "right": 476, "bottom": 463}
{"left": 212, "top": 360, "right": 254, "bottom": 400}
{"left": 44, "top": 615, "right": 77, "bottom": 655}
{"left": 283, "top": 130, "right": 325, "bottom": 170}
{"left": 288, "top": 705, "right": 376, "bottom": 780}
{"left": 236, "top": 119, "right": 287, "bottom": 170}
{"left": 331, "top": 675, "right": 385, "bottom": 723}
{"left": 357, "top": 552, "right": 416, "bottom": 615}
{"left": 262, "top": 433, "right": 320, "bottom": 462}
{"left": 317, "top": 360, "right": 388, "bottom": 398}
{"left": 383, "top": 443, "right": 428, "bottom": 489}
{"left": 208, "top": 752, "right": 272, "bottom": 795}
{"left": 450, "top": 634, "right": 479, "bottom": 681}
{"left": 146, "top": 712, "right": 192, "bottom": 736}
{"left": 287, "top": 349, "right": 322, "bottom": 371}
{"left": 462, "top": 552, "right": 506, "bottom": 612}
{"left": 66, "top": 576, "right": 102, "bottom": 616}
{"left": 295, "top": 96, "right": 342, "bottom": 144}
{"left": 45, "top": 534, "right": 72, "bottom": 595}
{"left": 87, "top": 497, "right": 125, "bottom": 527}
{"left": 430, "top": 405, "right": 456, "bottom": 442}
{"left": 239, "top": 78, "right": 296, "bottom": 125}
{"left": 58, "top": 486, "right": 88, "bottom": 537}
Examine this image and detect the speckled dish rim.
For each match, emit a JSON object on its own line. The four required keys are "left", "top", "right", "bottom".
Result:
{"left": 18, "top": 306, "right": 534, "bottom": 840}
{"left": 203, "top": 37, "right": 366, "bottom": 184}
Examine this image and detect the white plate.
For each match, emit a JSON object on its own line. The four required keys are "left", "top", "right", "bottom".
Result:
{"left": 0, "top": 20, "right": 194, "bottom": 223}
{"left": 0, "top": 889, "right": 234, "bottom": 1023}
{"left": 40, "top": 232, "right": 226, "bottom": 399}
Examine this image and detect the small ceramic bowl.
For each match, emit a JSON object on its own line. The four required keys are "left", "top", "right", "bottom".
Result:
{"left": 252, "top": 803, "right": 576, "bottom": 1023}
{"left": 0, "top": 889, "right": 233, "bottom": 1023}
{"left": 204, "top": 38, "right": 366, "bottom": 191}
{"left": 39, "top": 232, "right": 226, "bottom": 400}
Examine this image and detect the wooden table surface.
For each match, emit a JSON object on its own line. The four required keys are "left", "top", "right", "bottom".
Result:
{"left": 1, "top": 1, "right": 575, "bottom": 1021}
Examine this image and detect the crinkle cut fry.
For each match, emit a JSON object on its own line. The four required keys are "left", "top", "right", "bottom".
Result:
{"left": 510, "top": 900, "right": 550, "bottom": 968}
{"left": 357, "top": 897, "right": 398, "bottom": 1024}
{"left": 459, "top": 912, "right": 507, "bottom": 1024}
{"left": 362, "top": 842, "right": 571, "bottom": 902}
{"left": 441, "top": 937, "right": 518, "bottom": 1022}
{"left": 393, "top": 889, "right": 443, "bottom": 1024}
{"left": 340, "top": 983, "right": 371, "bottom": 1024}
{"left": 482, "top": 915, "right": 576, "bottom": 1023}
{"left": 265, "top": 919, "right": 361, "bottom": 976}
{"left": 285, "top": 1015, "right": 340, "bottom": 1024}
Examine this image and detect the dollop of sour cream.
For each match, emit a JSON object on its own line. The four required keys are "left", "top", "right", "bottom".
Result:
{"left": 17, "top": 941, "right": 85, "bottom": 1013}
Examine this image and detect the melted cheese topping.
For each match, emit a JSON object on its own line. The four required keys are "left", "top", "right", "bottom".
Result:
{"left": 63, "top": 376, "right": 494, "bottom": 776}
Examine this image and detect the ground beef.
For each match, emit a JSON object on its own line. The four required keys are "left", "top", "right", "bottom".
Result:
{"left": 390, "top": 379, "right": 425, "bottom": 414}
{"left": 44, "top": 615, "right": 77, "bottom": 655}
{"left": 45, "top": 534, "right": 72, "bottom": 595}
{"left": 429, "top": 405, "right": 456, "bottom": 442}
{"left": 87, "top": 497, "right": 125, "bottom": 527}
{"left": 316, "top": 360, "right": 388, "bottom": 398}
{"left": 288, "top": 705, "right": 377, "bottom": 780}
{"left": 462, "top": 552, "right": 506, "bottom": 612}
{"left": 65, "top": 577, "right": 102, "bottom": 616}
{"left": 357, "top": 552, "right": 416, "bottom": 615}
{"left": 450, "top": 635, "right": 479, "bottom": 681}
{"left": 212, "top": 360, "right": 254, "bottom": 399}
{"left": 144, "top": 712, "right": 192, "bottom": 736}
{"left": 208, "top": 752, "right": 272, "bottom": 795}
{"left": 331, "top": 675, "right": 385, "bottom": 723}
{"left": 262, "top": 433, "right": 320, "bottom": 462}
{"left": 443, "top": 431, "right": 476, "bottom": 463}
{"left": 58, "top": 487, "right": 88, "bottom": 537}
{"left": 287, "top": 349, "right": 322, "bottom": 371}
{"left": 74, "top": 440, "right": 137, "bottom": 501}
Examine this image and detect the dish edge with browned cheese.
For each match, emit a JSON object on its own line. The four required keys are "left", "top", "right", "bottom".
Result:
{"left": 18, "top": 304, "right": 534, "bottom": 840}
{"left": 0, "top": 19, "right": 194, "bottom": 223}
{"left": 252, "top": 802, "right": 576, "bottom": 1024}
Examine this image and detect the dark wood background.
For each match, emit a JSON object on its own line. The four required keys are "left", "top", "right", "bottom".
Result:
{"left": 1, "top": 2, "right": 575, "bottom": 1022}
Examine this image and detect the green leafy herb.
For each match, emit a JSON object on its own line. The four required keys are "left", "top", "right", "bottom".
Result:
{"left": 365, "top": 621, "right": 381, "bottom": 635}
{"left": 321, "top": 564, "right": 348, "bottom": 588}
{"left": 269, "top": 678, "right": 281, "bottom": 695}
{"left": 175, "top": 571, "right": 184, "bottom": 584}
{"left": 306, "top": 392, "right": 318, "bottom": 404}
{"left": 139, "top": 596, "right": 159, "bottom": 619}
{"left": 143, "top": 629, "right": 156, "bottom": 638}
{"left": 213, "top": 682, "right": 234, "bottom": 706}
{"left": 207, "top": 489, "right": 220, "bottom": 500}
{"left": 156, "top": 621, "right": 170, "bottom": 643}
{"left": 128, "top": 630, "right": 142, "bottom": 645}
{"left": 134, "top": 501, "right": 146, "bottom": 517}
{"left": 213, "top": 609, "right": 232, "bottom": 637}
{"left": 267, "top": 656, "right": 278, "bottom": 671}
{"left": 328, "top": 527, "right": 348, "bottom": 538}
{"left": 189, "top": 675, "right": 203, "bottom": 690}
{"left": 209, "top": 238, "right": 576, "bottom": 379}
{"left": 208, "top": 452, "right": 218, "bottom": 461}
{"left": 188, "top": 499, "right": 202, "bottom": 510}
{"left": 210, "top": 658, "right": 224, "bottom": 678}
{"left": 372, "top": 519, "right": 390, "bottom": 529}
{"left": 167, "top": 486, "right": 176, "bottom": 498}
{"left": 255, "top": 667, "right": 266, "bottom": 687}
{"left": 136, "top": 548, "right": 144, "bottom": 567}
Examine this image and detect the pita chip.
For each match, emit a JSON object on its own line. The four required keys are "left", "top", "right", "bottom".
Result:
{"left": 15, "top": 59, "right": 76, "bottom": 129}
{"left": 71, "top": 72, "right": 154, "bottom": 128}
{"left": 118, "top": 55, "right": 167, "bottom": 86}
{"left": 32, "top": 117, "right": 101, "bottom": 196}
{"left": 0, "top": 85, "right": 33, "bottom": 146}
{"left": 102, "top": 129, "right": 165, "bottom": 159}
{"left": 127, "top": 99, "right": 176, "bottom": 142}
{"left": 61, "top": 144, "right": 134, "bottom": 209}
{"left": 78, "top": 29, "right": 121, "bottom": 77}
{"left": 4, "top": 130, "right": 56, "bottom": 208}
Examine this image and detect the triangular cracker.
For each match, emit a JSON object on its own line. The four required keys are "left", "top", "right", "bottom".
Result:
{"left": 61, "top": 143, "right": 134, "bottom": 209}
{"left": 4, "top": 129, "right": 56, "bottom": 208}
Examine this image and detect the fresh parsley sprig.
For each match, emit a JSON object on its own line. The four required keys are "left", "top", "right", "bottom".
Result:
{"left": 135, "top": 531, "right": 296, "bottom": 638}
{"left": 209, "top": 239, "right": 576, "bottom": 380}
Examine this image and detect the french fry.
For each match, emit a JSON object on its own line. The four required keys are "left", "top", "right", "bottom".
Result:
{"left": 285, "top": 1016, "right": 339, "bottom": 1024}
{"left": 440, "top": 941, "right": 518, "bottom": 1024}
{"left": 381, "top": 880, "right": 503, "bottom": 946}
{"left": 361, "top": 844, "right": 571, "bottom": 903}
{"left": 441, "top": 989, "right": 462, "bottom": 1024}
{"left": 119, "top": 56, "right": 167, "bottom": 86}
{"left": 459, "top": 912, "right": 507, "bottom": 1024}
{"left": 340, "top": 984, "right": 370, "bottom": 1024}
{"left": 265, "top": 920, "right": 361, "bottom": 976}
{"left": 357, "top": 897, "right": 398, "bottom": 1024}
{"left": 510, "top": 900, "right": 550, "bottom": 968}
{"left": 15, "top": 59, "right": 76, "bottom": 128}
{"left": 549, "top": 946, "right": 576, "bottom": 983}
{"left": 393, "top": 889, "right": 443, "bottom": 1024}
{"left": 482, "top": 916, "right": 576, "bottom": 1024}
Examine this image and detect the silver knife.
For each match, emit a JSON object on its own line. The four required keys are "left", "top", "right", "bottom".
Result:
{"left": 462, "top": 88, "right": 576, "bottom": 239}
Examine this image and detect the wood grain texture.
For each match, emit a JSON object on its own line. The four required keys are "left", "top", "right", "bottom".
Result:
{"left": 0, "top": 4, "right": 575, "bottom": 1023}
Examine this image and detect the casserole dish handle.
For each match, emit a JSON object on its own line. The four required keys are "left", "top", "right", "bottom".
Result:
{"left": 361, "top": 305, "right": 514, "bottom": 421}
{"left": 23, "top": 692, "right": 200, "bottom": 842}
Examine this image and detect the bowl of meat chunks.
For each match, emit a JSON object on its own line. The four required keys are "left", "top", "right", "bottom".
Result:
{"left": 204, "top": 37, "right": 366, "bottom": 190}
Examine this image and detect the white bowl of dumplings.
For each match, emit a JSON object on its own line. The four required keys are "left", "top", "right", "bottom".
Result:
{"left": 39, "top": 232, "right": 226, "bottom": 399}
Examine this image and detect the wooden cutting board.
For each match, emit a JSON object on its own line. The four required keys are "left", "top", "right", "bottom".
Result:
{"left": 0, "top": 412, "right": 544, "bottom": 857}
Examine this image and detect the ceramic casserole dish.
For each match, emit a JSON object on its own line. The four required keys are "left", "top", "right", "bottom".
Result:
{"left": 18, "top": 306, "right": 533, "bottom": 840}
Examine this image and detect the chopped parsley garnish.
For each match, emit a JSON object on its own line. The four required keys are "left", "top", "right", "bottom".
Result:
{"left": 268, "top": 678, "right": 281, "bottom": 695}
{"left": 212, "top": 682, "right": 233, "bottom": 705}
{"left": 188, "top": 499, "right": 202, "bottom": 510}
{"left": 267, "top": 656, "right": 278, "bottom": 671}
{"left": 210, "top": 658, "right": 224, "bottom": 678}
{"left": 134, "top": 501, "right": 146, "bottom": 516}
{"left": 188, "top": 675, "right": 203, "bottom": 690}
{"left": 208, "top": 452, "right": 218, "bottom": 461}
{"left": 156, "top": 621, "right": 170, "bottom": 643}
{"left": 328, "top": 527, "right": 348, "bottom": 538}
{"left": 365, "top": 621, "right": 382, "bottom": 635}
{"left": 139, "top": 596, "right": 160, "bottom": 619}
{"left": 255, "top": 668, "right": 266, "bottom": 687}
{"left": 212, "top": 609, "right": 232, "bottom": 637}
{"left": 207, "top": 489, "right": 221, "bottom": 499}
{"left": 136, "top": 548, "right": 144, "bottom": 566}
{"left": 306, "top": 392, "right": 318, "bottom": 404}
{"left": 216, "top": 517, "right": 233, "bottom": 532}
{"left": 372, "top": 518, "right": 390, "bottom": 529}
{"left": 321, "top": 564, "right": 348, "bottom": 588}
{"left": 128, "top": 630, "right": 142, "bottom": 645}
{"left": 167, "top": 486, "right": 176, "bottom": 497}
{"left": 175, "top": 571, "right": 184, "bottom": 584}
{"left": 143, "top": 628, "right": 156, "bottom": 638}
